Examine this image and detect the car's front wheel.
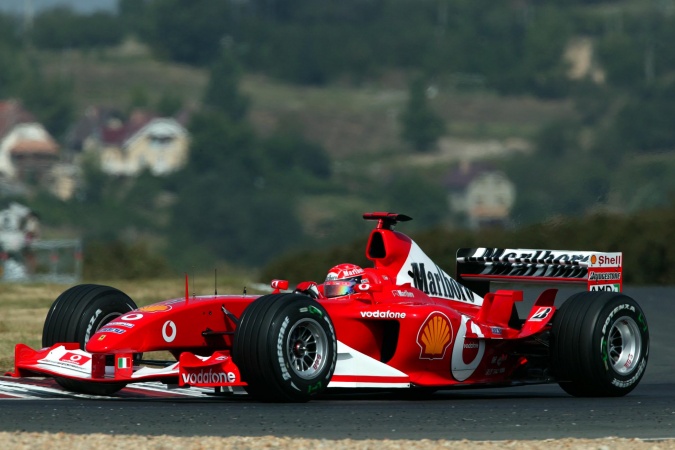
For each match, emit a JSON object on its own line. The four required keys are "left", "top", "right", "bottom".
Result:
{"left": 551, "top": 291, "right": 649, "bottom": 397}
{"left": 42, "top": 284, "right": 138, "bottom": 396}
{"left": 232, "top": 293, "right": 337, "bottom": 402}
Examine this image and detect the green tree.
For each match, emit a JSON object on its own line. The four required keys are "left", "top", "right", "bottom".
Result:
{"left": 145, "top": 0, "right": 234, "bottom": 65}
{"left": 168, "top": 111, "right": 303, "bottom": 267}
{"left": 597, "top": 35, "right": 643, "bottom": 87}
{"left": 30, "top": 7, "right": 123, "bottom": 49}
{"left": 0, "top": 15, "right": 74, "bottom": 137}
{"left": 380, "top": 172, "right": 449, "bottom": 229}
{"left": 520, "top": 6, "right": 573, "bottom": 98}
{"left": 156, "top": 92, "right": 184, "bottom": 117}
{"left": 400, "top": 77, "right": 445, "bottom": 152}
{"left": 611, "top": 82, "right": 675, "bottom": 153}
{"left": 0, "top": 13, "right": 20, "bottom": 46}
{"left": 260, "top": 129, "right": 331, "bottom": 179}
{"left": 118, "top": 0, "right": 150, "bottom": 38}
{"left": 0, "top": 44, "right": 25, "bottom": 98}
{"left": 504, "top": 152, "right": 610, "bottom": 225}
{"left": 534, "top": 120, "right": 580, "bottom": 159}
{"left": 17, "top": 66, "right": 74, "bottom": 138}
{"left": 128, "top": 85, "right": 151, "bottom": 110}
{"left": 203, "top": 48, "right": 250, "bottom": 122}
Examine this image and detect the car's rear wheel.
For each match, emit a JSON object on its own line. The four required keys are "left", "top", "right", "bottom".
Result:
{"left": 43, "top": 284, "right": 138, "bottom": 396}
{"left": 551, "top": 291, "right": 649, "bottom": 397}
{"left": 232, "top": 293, "right": 337, "bottom": 402}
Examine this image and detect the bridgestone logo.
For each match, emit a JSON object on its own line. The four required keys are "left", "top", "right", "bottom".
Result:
{"left": 360, "top": 310, "right": 406, "bottom": 319}
{"left": 589, "top": 271, "right": 621, "bottom": 281}
{"left": 611, "top": 359, "right": 646, "bottom": 388}
{"left": 278, "top": 316, "right": 292, "bottom": 381}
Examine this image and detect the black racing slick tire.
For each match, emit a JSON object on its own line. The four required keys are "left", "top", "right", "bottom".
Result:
{"left": 42, "top": 284, "right": 138, "bottom": 396}
{"left": 551, "top": 291, "right": 649, "bottom": 397}
{"left": 232, "top": 293, "right": 337, "bottom": 402}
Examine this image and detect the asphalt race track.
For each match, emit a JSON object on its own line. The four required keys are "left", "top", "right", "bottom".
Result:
{"left": 0, "top": 286, "right": 673, "bottom": 441}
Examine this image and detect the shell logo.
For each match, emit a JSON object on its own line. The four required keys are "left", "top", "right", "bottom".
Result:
{"left": 591, "top": 255, "right": 597, "bottom": 265}
{"left": 139, "top": 304, "right": 172, "bottom": 313}
{"left": 417, "top": 312, "right": 453, "bottom": 360}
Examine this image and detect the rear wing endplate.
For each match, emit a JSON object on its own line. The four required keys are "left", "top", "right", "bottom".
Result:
{"left": 456, "top": 248, "right": 622, "bottom": 296}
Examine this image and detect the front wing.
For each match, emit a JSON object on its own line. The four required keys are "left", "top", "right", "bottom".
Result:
{"left": 7, "top": 341, "right": 413, "bottom": 391}
{"left": 8, "top": 343, "right": 246, "bottom": 388}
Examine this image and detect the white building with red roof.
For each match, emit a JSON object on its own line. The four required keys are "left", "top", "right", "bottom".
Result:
{"left": 443, "top": 161, "right": 516, "bottom": 229}
{"left": 0, "top": 100, "right": 59, "bottom": 184}
{"left": 82, "top": 108, "right": 190, "bottom": 176}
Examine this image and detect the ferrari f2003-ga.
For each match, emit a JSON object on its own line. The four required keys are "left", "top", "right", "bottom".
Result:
{"left": 8, "top": 213, "right": 649, "bottom": 402}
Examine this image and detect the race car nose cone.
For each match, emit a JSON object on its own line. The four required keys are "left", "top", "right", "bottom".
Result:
{"left": 85, "top": 334, "right": 112, "bottom": 353}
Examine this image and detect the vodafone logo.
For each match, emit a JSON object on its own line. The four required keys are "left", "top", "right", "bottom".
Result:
{"left": 120, "top": 313, "right": 143, "bottom": 321}
{"left": 360, "top": 310, "right": 406, "bottom": 319}
{"left": 59, "top": 352, "right": 91, "bottom": 366}
{"left": 181, "top": 370, "right": 236, "bottom": 385}
{"left": 462, "top": 340, "right": 480, "bottom": 363}
{"left": 451, "top": 315, "right": 485, "bottom": 382}
{"left": 162, "top": 320, "right": 177, "bottom": 342}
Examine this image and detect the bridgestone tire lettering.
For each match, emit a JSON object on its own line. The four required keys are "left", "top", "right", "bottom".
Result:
{"left": 42, "top": 284, "right": 138, "bottom": 396}
{"left": 85, "top": 309, "right": 103, "bottom": 342}
{"left": 232, "top": 293, "right": 337, "bottom": 403}
{"left": 551, "top": 291, "right": 649, "bottom": 397}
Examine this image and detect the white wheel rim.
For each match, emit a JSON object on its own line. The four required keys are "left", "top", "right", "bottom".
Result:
{"left": 286, "top": 318, "right": 328, "bottom": 380}
{"left": 606, "top": 316, "right": 642, "bottom": 375}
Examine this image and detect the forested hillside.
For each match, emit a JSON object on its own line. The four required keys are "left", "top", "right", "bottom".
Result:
{"left": 1, "top": 0, "right": 673, "bottom": 280}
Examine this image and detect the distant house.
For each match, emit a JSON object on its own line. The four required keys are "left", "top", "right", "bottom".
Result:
{"left": 443, "top": 162, "right": 516, "bottom": 229}
{"left": 65, "top": 106, "right": 123, "bottom": 156}
{"left": 0, "top": 202, "right": 39, "bottom": 254}
{"left": 48, "top": 162, "right": 82, "bottom": 201}
{"left": 77, "top": 108, "right": 190, "bottom": 176}
{"left": 0, "top": 202, "right": 39, "bottom": 280}
{"left": 0, "top": 100, "right": 59, "bottom": 185}
{"left": 0, "top": 201, "right": 82, "bottom": 282}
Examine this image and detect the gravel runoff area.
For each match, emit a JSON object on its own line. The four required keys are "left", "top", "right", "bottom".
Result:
{"left": 1, "top": 434, "right": 675, "bottom": 450}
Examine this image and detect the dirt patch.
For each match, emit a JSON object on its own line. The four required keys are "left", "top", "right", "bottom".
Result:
{"left": 1, "top": 433, "right": 673, "bottom": 450}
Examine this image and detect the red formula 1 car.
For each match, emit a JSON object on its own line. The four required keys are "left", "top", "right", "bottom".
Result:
{"left": 8, "top": 212, "right": 649, "bottom": 401}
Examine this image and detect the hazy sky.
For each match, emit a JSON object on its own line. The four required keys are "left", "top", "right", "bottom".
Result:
{"left": 0, "top": 0, "right": 117, "bottom": 15}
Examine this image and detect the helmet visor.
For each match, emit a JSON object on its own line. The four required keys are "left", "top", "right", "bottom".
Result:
{"left": 324, "top": 280, "right": 357, "bottom": 298}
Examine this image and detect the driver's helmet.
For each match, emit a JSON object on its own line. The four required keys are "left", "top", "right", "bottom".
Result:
{"left": 324, "top": 263, "right": 365, "bottom": 298}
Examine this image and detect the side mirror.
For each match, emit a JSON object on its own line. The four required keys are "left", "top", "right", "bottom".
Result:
{"left": 271, "top": 279, "right": 289, "bottom": 293}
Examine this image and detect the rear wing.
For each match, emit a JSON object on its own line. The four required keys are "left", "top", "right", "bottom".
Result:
{"left": 456, "top": 248, "right": 622, "bottom": 296}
